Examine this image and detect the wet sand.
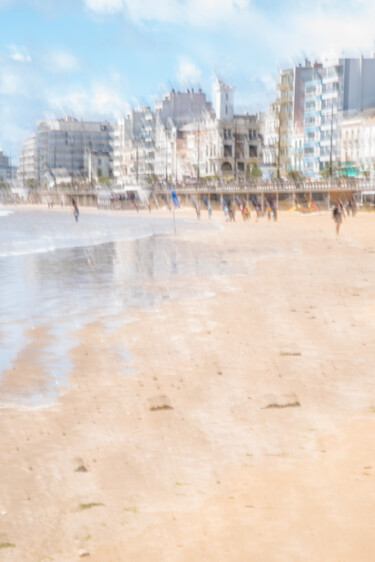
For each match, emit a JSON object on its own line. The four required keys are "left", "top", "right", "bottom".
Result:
{"left": 1, "top": 209, "right": 375, "bottom": 561}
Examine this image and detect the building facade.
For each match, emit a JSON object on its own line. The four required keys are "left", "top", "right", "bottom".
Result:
{"left": 0, "top": 148, "right": 16, "bottom": 183}
{"left": 268, "top": 55, "right": 375, "bottom": 177}
{"left": 113, "top": 107, "right": 155, "bottom": 184}
{"left": 152, "top": 80, "right": 260, "bottom": 183}
{"left": 18, "top": 136, "right": 37, "bottom": 186}
{"left": 18, "top": 117, "right": 113, "bottom": 187}
{"left": 275, "top": 62, "right": 315, "bottom": 176}
{"left": 259, "top": 104, "right": 279, "bottom": 177}
{"left": 340, "top": 111, "right": 375, "bottom": 174}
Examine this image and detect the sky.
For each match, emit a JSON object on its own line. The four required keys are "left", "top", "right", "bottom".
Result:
{"left": 1, "top": 0, "right": 375, "bottom": 161}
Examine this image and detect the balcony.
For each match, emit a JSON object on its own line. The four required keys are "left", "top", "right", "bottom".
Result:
{"left": 304, "top": 141, "right": 316, "bottom": 149}
{"left": 277, "top": 82, "right": 289, "bottom": 92}
{"left": 303, "top": 156, "right": 320, "bottom": 163}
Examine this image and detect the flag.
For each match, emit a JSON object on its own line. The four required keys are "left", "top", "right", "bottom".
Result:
{"left": 169, "top": 184, "right": 180, "bottom": 207}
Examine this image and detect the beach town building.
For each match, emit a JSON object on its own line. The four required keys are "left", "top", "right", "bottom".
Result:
{"left": 275, "top": 61, "right": 315, "bottom": 176}
{"left": 18, "top": 136, "right": 37, "bottom": 187}
{"left": 302, "top": 64, "right": 324, "bottom": 177}
{"left": 318, "top": 56, "right": 375, "bottom": 175}
{"left": 259, "top": 104, "right": 279, "bottom": 177}
{"left": 18, "top": 117, "right": 113, "bottom": 187}
{"left": 269, "top": 54, "right": 375, "bottom": 177}
{"left": 340, "top": 111, "right": 375, "bottom": 174}
{"left": 85, "top": 149, "right": 113, "bottom": 184}
{"left": 279, "top": 55, "right": 375, "bottom": 177}
{"left": 0, "top": 148, "right": 16, "bottom": 183}
{"left": 113, "top": 107, "right": 155, "bottom": 184}
{"left": 290, "top": 127, "right": 304, "bottom": 174}
{"left": 153, "top": 87, "right": 214, "bottom": 182}
{"left": 153, "top": 80, "right": 260, "bottom": 182}
{"left": 210, "top": 79, "right": 260, "bottom": 179}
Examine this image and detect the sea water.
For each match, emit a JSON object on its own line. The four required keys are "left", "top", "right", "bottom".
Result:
{"left": 0, "top": 208, "right": 277, "bottom": 405}
{"left": 0, "top": 209, "right": 221, "bottom": 404}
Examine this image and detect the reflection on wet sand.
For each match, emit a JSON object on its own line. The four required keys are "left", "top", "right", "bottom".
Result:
{"left": 0, "top": 232, "right": 259, "bottom": 405}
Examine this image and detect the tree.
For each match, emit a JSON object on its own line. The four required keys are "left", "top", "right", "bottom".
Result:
{"left": 26, "top": 178, "right": 38, "bottom": 189}
{"left": 287, "top": 170, "right": 302, "bottom": 181}
{"left": 251, "top": 164, "right": 262, "bottom": 178}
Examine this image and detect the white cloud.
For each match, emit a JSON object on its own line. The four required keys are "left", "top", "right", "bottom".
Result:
{"left": 8, "top": 45, "right": 32, "bottom": 63}
{"left": 176, "top": 58, "right": 202, "bottom": 86}
{"left": 45, "top": 81, "right": 130, "bottom": 119}
{"left": 85, "top": 0, "right": 123, "bottom": 13}
{"left": 84, "top": 0, "right": 253, "bottom": 27}
{"left": 46, "top": 51, "right": 80, "bottom": 72}
{"left": 260, "top": 3, "right": 375, "bottom": 65}
{"left": 0, "top": 67, "right": 24, "bottom": 95}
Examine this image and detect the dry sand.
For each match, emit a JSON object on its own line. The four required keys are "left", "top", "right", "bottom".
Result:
{"left": 1, "top": 209, "right": 375, "bottom": 561}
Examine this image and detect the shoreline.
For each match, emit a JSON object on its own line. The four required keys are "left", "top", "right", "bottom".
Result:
{"left": 0, "top": 212, "right": 375, "bottom": 560}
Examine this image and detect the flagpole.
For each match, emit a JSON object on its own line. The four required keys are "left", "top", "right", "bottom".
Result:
{"left": 172, "top": 194, "right": 176, "bottom": 235}
{"left": 169, "top": 184, "right": 179, "bottom": 235}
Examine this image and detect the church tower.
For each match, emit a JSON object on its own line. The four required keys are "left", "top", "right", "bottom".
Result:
{"left": 214, "top": 78, "right": 235, "bottom": 121}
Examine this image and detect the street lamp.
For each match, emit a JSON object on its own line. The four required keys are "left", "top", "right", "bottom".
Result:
{"left": 276, "top": 107, "right": 281, "bottom": 180}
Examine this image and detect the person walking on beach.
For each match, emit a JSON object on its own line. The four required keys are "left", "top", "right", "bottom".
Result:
{"left": 245, "top": 203, "right": 251, "bottom": 220}
{"left": 273, "top": 204, "right": 278, "bottom": 222}
{"left": 241, "top": 203, "right": 246, "bottom": 221}
{"left": 72, "top": 198, "right": 79, "bottom": 223}
{"left": 266, "top": 204, "right": 272, "bottom": 221}
{"left": 255, "top": 204, "right": 261, "bottom": 222}
{"left": 228, "top": 201, "right": 235, "bottom": 222}
{"left": 332, "top": 203, "right": 342, "bottom": 236}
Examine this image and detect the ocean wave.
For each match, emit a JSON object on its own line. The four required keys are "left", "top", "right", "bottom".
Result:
{"left": 0, "top": 246, "right": 56, "bottom": 258}
{"left": 0, "top": 231, "right": 160, "bottom": 258}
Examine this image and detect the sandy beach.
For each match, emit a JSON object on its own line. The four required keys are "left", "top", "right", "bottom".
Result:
{"left": 1, "top": 208, "right": 375, "bottom": 561}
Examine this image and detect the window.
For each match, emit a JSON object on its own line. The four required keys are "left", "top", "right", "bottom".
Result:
{"left": 224, "top": 145, "right": 232, "bottom": 157}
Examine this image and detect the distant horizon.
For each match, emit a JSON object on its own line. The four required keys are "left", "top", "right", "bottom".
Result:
{"left": 2, "top": 0, "right": 375, "bottom": 160}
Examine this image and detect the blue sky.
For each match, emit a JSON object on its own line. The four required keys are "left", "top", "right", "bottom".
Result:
{"left": 1, "top": 0, "right": 374, "bottom": 160}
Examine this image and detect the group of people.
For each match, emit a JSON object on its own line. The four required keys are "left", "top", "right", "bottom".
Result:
{"left": 222, "top": 199, "right": 278, "bottom": 223}
{"left": 221, "top": 201, "right": 236, "bottom": 222}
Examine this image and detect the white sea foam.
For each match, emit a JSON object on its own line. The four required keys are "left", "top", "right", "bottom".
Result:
{"left": 0, "top": 246, "right": 56, "bottom": 258}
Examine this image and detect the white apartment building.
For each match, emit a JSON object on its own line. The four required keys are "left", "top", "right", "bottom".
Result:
{"left": 301, "top": 56, "right": 375, "bottom": 176}
{"left": 260, "top": 104, "right": 279, "bottom": 177}
{"left": 113, "top": 107, "right": 155, "bottom": 184}
{"left": 85, "top": 150, "right": 112, "bottom": 183}
{"left": 276, "top": 61, "right": 315, "bottom": 176}
{"left": 341, "top": 111, "right": 375, "bottom": 173}
{"left": 18, "top": 117, "right": 113, "bottom": 187}
{"left": 268, "top": 55, "right": 375, "bottom": 177}
{"left": 291, "top": 127, "right": 304, "bottom": 173}
{"left": 0, "top": 148, "right": 16, "bottom": 183}
{"left": 18, "top": 136, "right": 37, "bottom": 186}
{"left": 153, "top": 88, "right": 214, "bottom": 182}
